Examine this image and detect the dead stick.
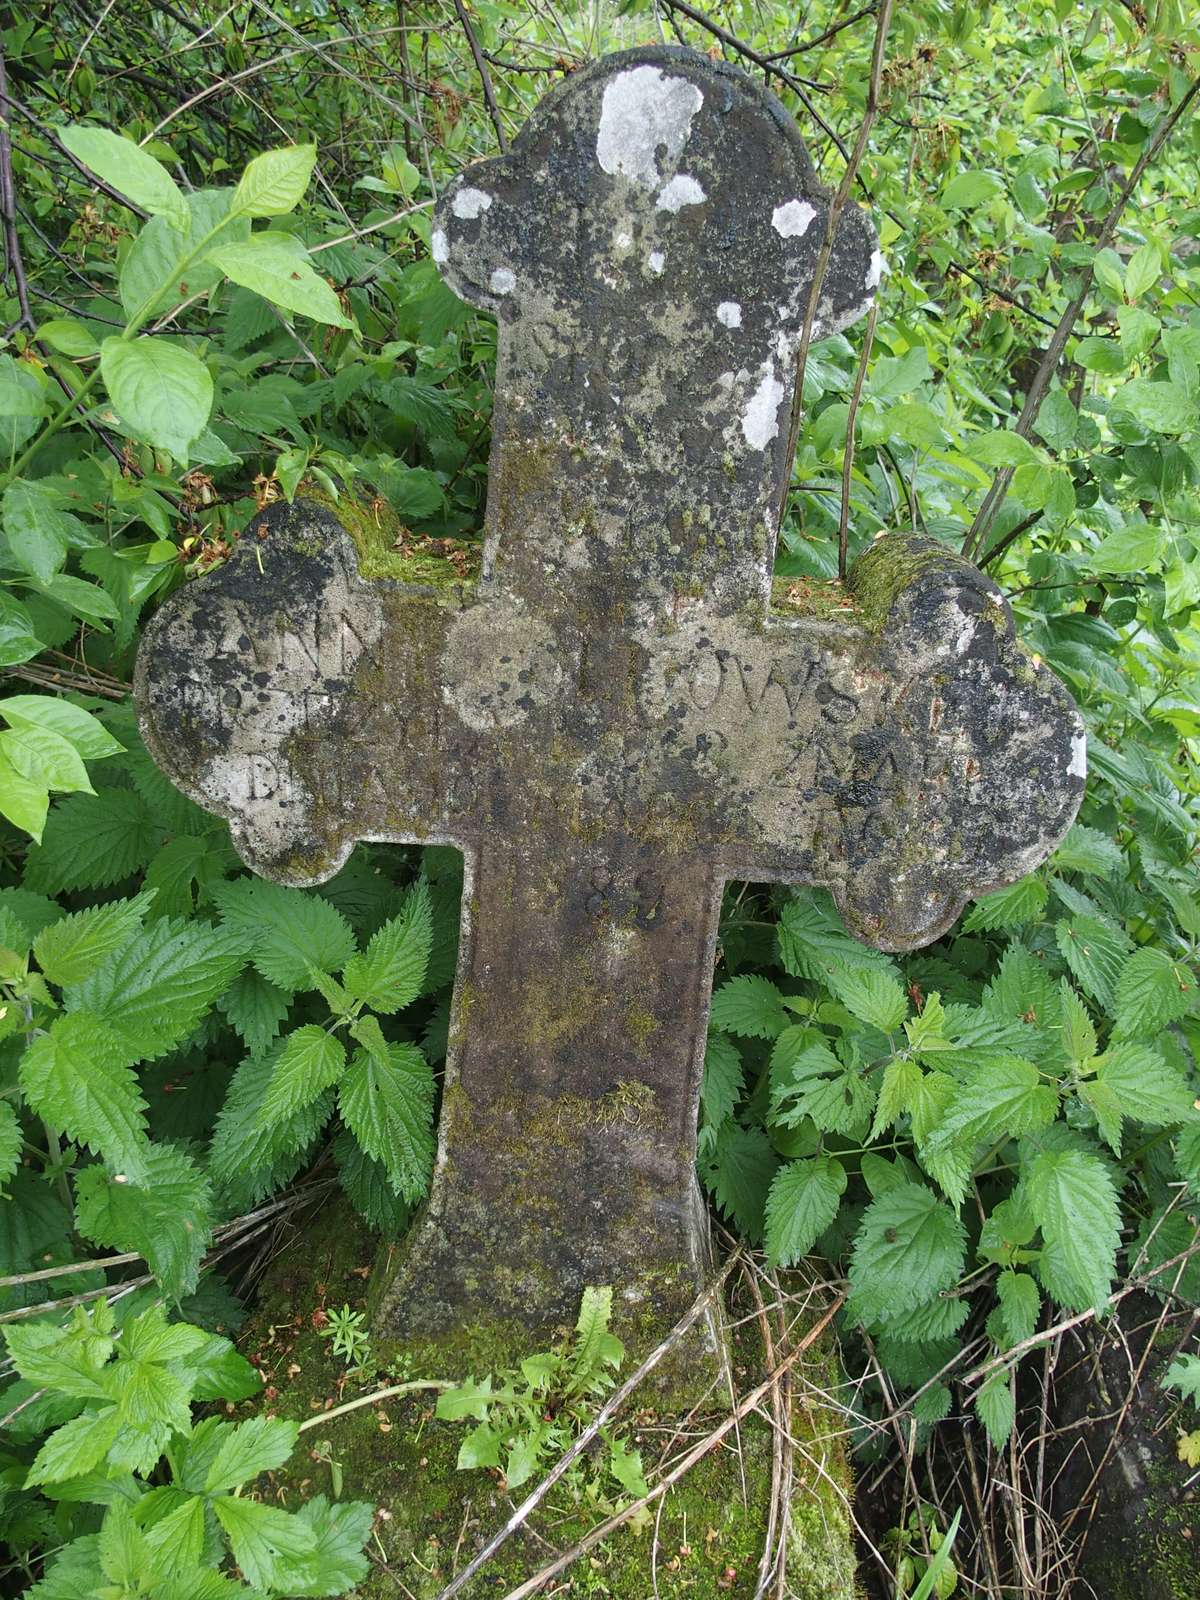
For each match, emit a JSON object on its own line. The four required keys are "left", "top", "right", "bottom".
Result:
{"left": 451, "top": 0, "right": 508, "bottom": 153}
{"left": 499, "top": 1295, "right": 844, "bottom": 1600}
{"left": 434, "top": 1249, "right": 743, "bottom": 1600}
{"left": 961, "top": 72, "right": 1200, "bottom": 563}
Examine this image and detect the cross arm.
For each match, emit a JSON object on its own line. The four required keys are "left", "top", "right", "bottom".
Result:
{"left": 135, "top": 496, "right": 484, "bottom": 884}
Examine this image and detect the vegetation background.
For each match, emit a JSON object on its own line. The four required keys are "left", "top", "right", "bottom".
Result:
{"left": 0, "top": 0, "right": 1196, "bottom": 1595}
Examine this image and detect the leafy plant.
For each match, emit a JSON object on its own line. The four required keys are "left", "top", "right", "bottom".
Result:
{"left": 318, "top": 1305, "right": 372, "bottom": 1375}
{"left": 1, "top": 1297, "right": 372, "bottom": 1597}
{"left": 435, "top": 1287, "right": 649, "bottom": 1500}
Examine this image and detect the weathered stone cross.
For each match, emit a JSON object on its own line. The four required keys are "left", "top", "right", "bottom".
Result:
{"left": 136, "top": 46, "right": 1084, "bottom": 1378}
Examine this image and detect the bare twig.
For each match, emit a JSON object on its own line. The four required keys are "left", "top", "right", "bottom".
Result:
{"left": 452, "top": 0, "right": 508, "bottom": 153}
{"left": 838, "top": 298, "right": 878, "bottom": 577}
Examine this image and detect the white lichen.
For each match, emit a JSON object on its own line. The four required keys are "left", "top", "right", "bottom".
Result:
{"left": 772, "top": 199, "right": 817, "bottom": 239}
{"left": 596, "top": 65, "right": 703, "bottom": 188}
{"left": 489, "top": 267, "right": 516, "bottom": 295}
{"left": 1069, "top": 731, "right": 1088, "bottom": 779}
{"left": 717, "top": 301, "right": 742, "bottom": 329}
{"left": 430, "top": 227, "right": 449, "bottom": 265}
{"left": 451, "top": 186, "right": 492, "bottom": 219}
{"left": 647, "top": 250, "right": 665, "bottom": 276}
{"left": 741, "top": 364, "right": 785, "bottom": 451}
{"left": 866, "top": 249, "right": 886, "bottom": 290}
{"left": 656, "top": 174, "right": 706, "bottom": 213}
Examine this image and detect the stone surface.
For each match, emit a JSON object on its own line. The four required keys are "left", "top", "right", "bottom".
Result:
{"left": 135, "top": 45, "right": 1085, "bottom": 1377}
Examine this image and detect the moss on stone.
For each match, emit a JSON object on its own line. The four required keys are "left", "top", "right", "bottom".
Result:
{"left": 295, "top": 482, "right": 481, "bottom": 592}
{"left": 769, "top": 574, "right": 860, "bottom": 624}
{"left": 239, "top": 1197, "right": 861, "bottom": 1599}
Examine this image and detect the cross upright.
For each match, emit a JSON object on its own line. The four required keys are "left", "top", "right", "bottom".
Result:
{"left": 136, "top": 46, "right": 1085, "bottom": 1380}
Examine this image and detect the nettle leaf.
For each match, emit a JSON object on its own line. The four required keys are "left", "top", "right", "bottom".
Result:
{"left": 75, "top": 1143, "right": 212, "bottom": 1299}
{"left": 963, "top": 874, "right": 1047, "bottom": 932}
{"left": 923, "top": 1058, "right": 1057, "bottom": 1159}
{"left": 1176, "top": 1124, "right": 1200, "bottom": 1196}
{"left": 204, "top": 1417, "right": 299, "bottom": 1493}
{"left": 64, "top": 916, "right": 245, "bottom": 1061}
{"left": 1050, "top": 825, "right": 1124, "bottom": 877}
{"left": 703, "top": 1120, "right": 778, "bottom": 1241}
{"left": 342, "top": 879, "right": 432, "bottom": 1013}
{"left": 709, "top": 974, "right": 788, "bottom": 1039}
{"left": 217, "top": 967, "right": 291, "bottom": 1056}
{"left": 338, "top": 1041, "right": 434, "bottom": 1203}
{"left": 828, "top": 967, "right": 908, "bottom": 1032}
{"left": 1061, "top": 981, "right": 1097, "bottom": 1064}
{"left": 995, "top": 1269, "right": 1040, "bottom": 1347}
{"left": 1055, "top": 914, "right": 1133, "bottom": 1011}
{"left": 257, "top": 1025, "right": 346, "bottom": 1125}
{"left": 1095, "top": 1043, "right": 1195, "bottom": 1128}
{"left": 770, "top": 1027, "right": 874, "bottom": 1136}
{"left": 0, "top": 1100, "right": 19, "bottom": 1188}
{"left": 212, "top": 878, "right": 355, "bottom": 991}
{"left": 33, "top": 891, "right": 154, "bottom": 986}
{"left": 778, "top": 892, "right": 896, "bottom": 983}
{"left": 19, "top": 1012, "right": 149, "bottom": 1181}
{"left": 59, "top": 126, "right": 188, "bottom": 227}
{"left": 975, "top": 1371, "right": 1015, "bottom": 1450}
{"left": 764, "top": 1155, "right": 846, "bottom": 1267}
{"left": 1026, "top": 1148, "right": 1119, "bottom": 1309}
{"left": 1114, "top": 948, "right": 1195, "bottom": 1037}
{"left": 848, "top": 1181, "right": 966, "bottom": 1325}
{"left": 232, "top": 144, "right": 317, "bottom": 216}
{"left": 100, "top": 337, "right": 214, "bottom": 463}
{"left": 334, "top": 1129, "right": 411, "bottom": 1234}
{"left": 24, "top": 788, "right": 155, "bottom": 894}
{"left": 871, "top": 1054, "right": 923, "bottom": 1138}
{"left": 210, "top": 1047, "right": 334, "bottom": 1208}
{"left": 209, "top": 234, "right": 352, "bottom": 328}
{"left": 700, "top": 1033, "right": 743, "bottom": 1131}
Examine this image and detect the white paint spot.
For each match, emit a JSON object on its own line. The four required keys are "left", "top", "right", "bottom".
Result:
{"left": 596, "top": 65, "right": 703, "bottom": 189}
{"left": 431, "top": 227, "right": 449, "bottom": 265}
{"left": 489, "top": 267, "right": 516, "bottom": 295}
{"left": 1069, "top": 731, "right": 1088, "bottom": 779}
{"left": 866, "top": 249, "right": 886, "bottom": 290}
{"left": 656, "top": 174, "right": 706, "bottom": 213}
{"left": 615, "top": 229, "right": 633, "bottom": 249}
{"left": 647, "top": 250, "right": 665, "bottom": 276}
{"left": 772, "top": 198, "right": 817, "bottom": 238}
{"left": 451, "top": 186, "right": 492, "bottom": 219}
{"left": 741, "top": 364, "right": 785, "bottom": 451}
{"left": 717, "top": 301, "right": 742, "bottom": 329}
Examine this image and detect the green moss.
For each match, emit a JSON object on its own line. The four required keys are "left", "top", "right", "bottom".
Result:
{"left": 239, "top": 1199, "right": 860, "bottom": 1599}
{"left": 769, "top": 573, "right": 861, "bottom": 623}
{"left": 295, "top": 483, "right": 480, "bottom": 591}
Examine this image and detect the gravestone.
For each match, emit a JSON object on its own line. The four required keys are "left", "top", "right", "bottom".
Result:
{"left": 135, "top": 45, "right": 1085, "bottom": 1385}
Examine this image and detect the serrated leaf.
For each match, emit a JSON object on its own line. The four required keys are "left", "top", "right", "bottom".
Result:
{"left": 204, "top": 1417, "right": 299, "bottom": 1493}
{"left": 1096, "top": 1043, "right": 1195, "bottom": 1127}
{"left": 709, "top": 974, "right": 788, "bottom": 1039}
{"left": 996, "top": 1269, "right": 1040, "bottom": 1346}
{"left": 19, "top": 1013, "right": 149, "bottom": 1180}
{"left": 25, "top": 1407, "right": 123, "bottom": 1486}
{"left": 769, "top": 1027, "right": 873, "bottom": 1136}
{"left": 210, "top": 1047, "right": 334, "bottom": 1209}
{"left": 975, "top": 1371, "right": 1015, "bottom": 1450}
{"left": 777, "top": 891, "right": 896, "bottom": 983}
{"left": 213, "top": 1495, "right": 317, "bottom": 1592}
{"left": 702, "top": 1121, "right": 778, "bottom": 1241}
{"left": 232, "top": 144, "right": 317, "bottom": 216}
{"left": 1060, "top": 981, "right": 1097, "bottom": 1064}
{"left": 289, "top": 1495, "right": 373, "bottom": 1598}
{"left": 924, "top": 1059, "right": 1057, "bottom": 1169}
{"left": 33, "top": 892, "right": 154, "bottom": 986}
{"left": 1050, "top": 824, "right": 1124, "bottom": 877}
{"left": 1114, "top": 948, "right": 1195, "bottom": 1037}
{"left": 333, "top": 1129, "right": 411, "bottom": 1234}
{"left": 701, "top": 1033, "right": 743, "bottom": 1130}
{"left": 59, "top": 127, "right": 188, "bottom": 226}
{"left": 436, "top": 1376, "right": 493, "bottom": 1422}
{"left": 212, "top": 878, "right": 355, "bottom": 990}
{"left": 963, "top": 875, "right": 1048, "bottom": 932}
{"left": 871, "top": 1055, "right": 923, "bottom": 1138}
{"left": 338, "top": 1041, "right": 433, "bottom": 1203}
{"left": 25, "top": 790, "right": 157, "bottom": 892}
{"left": 258, "top": 1025, "right": 346, "bottom": 1125}
{"left": 1164, "top": 1355, "right": 1200, "bottom": 1405}
{"left": 848, "top": 1182, "right": 965, "bottom": 1326}
{"left": 64, "top": 916, "right": 245, "bottom": 1061}
{"left": 764, "top": 1155, "right": 846, "bottom": 1267}
{"left": 341, "top": 880, "right": 432, "bottom": 1013}
{"left": 217, "top": 967, "right": 291, "bottom": 1056}
{"left": 829, "top": 967, "right": 908, "bottom": 1032}
{"left": 74, "top": 1143, "right": 212, "bottom": 1299}
{"left": 1026, "top": 1148, "right": 1119, "bottom": 1309}
{"left": 1055, "top": 914, "right": 1133, "bottom": 1011}
{"left": 0, "top": 1100, "right": 20, "bottom": 1188}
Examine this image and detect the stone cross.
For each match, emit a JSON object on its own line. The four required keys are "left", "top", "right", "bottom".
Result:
{"left": 135, "top": 46, "right": 1085, "bottom": 1379}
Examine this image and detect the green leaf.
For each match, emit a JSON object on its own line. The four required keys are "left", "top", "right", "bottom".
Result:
{"left": 210, "top": 1047, "right": 334, "bottom": 1209}
{"left": 1026, "top": 1148, "right": 1119, "bottom": 1309}
{"left": 1095, "top": 1043, "right": 1195, "bottom": 1127}
{"left": 828, "top": 967, "right": 908, "bottom": 1032}
{"left": 1061, "top": 982, "right": 1097, "bottom": 1064}
{"left": 209, "top": 234, "right": 352, "bottom": 327}
{"left": 703, "top": 1121, "right": 778, "bottom": 1241}
{"left": 19, "top": 1013, "right": 149, "bottom": 1180}
{"left": 1050, "top": 825, "right": 1123, "bottom": 876}
{"left": 1, "top": 697, "right": 123, "bottom": 762}
{"left": 232, "top": 144, "right": 317, "bottom": 216}
{"left": 924, "top": 1058, "right": 1057, "bottom": 1156}
{"left": 573, "top": 1286, "right": 622, "bottom": 1382}
{"left": 25, "top": 790, "right": 156, "bottom": 891}
{"left": 25, "top": 1407, "right": 122, "bottom": 1487}
{"left": 709, "top": 974, "right": 789, "bottom": 1039}
{"left": 1034, "top": 388, "right": 1077, "bottom": 452}
{"left": 213, "top": 1495, "right": 317, "bottom": 1592}
{"left": 700, "top": 1033, "right": 743, "bottom": 1130}
{"left": 338, "top": 1041, "right": 434, "bottom": 1203}
{"left": 33, "top": 891, "right": 154, "bottom": 986}
{"left": 1110, "top": 378, "right": 1197, "bottom": 436}
{"left": 963, "top": 874, "right": 1047, "bottom": 932}
{"left": 258, "top": 1025, "right": 346, "bottom": 1125}
{"left": 969, "top": 429, "right": 1042, "bottom": 468}
{"left": 1114, "top": 948, "right": 1195, "bottom": 1037}
{"left": 1092, "top": 521, "right": 1162, "bottom": 575}
{"left": 100, "top": 337, "right": 213, "bottom": 462}
{"left": 3, "top": 480, "right": 71, "bottom": 582}
{"left": 217, "top": 967, "right": 291, "bottom": 1056}
{"left": 777, "top": 892, "right": 896, "bottom": 984}
{"left": 205, "top": 1417, "right": 299, "bottom": 1493}
{"left": 119, "top": 189, "right": 251, "bottom": 322}
{"left": 764, "top": 1155, "right": 846, "bottom": 1267}
{"left": 996, "top": 1269, "right": 1040, "bottom": 1346}
{"left": 75, "top": 1143, "right": 212, "bottom": 1299}
{"left": 1075, "top": 335, "right": 1129, "bottom": 374}
{"left": 64, "top": 916, "right": 245, "bottom": 1061}
{"left": 59, "top": 127, "right": 188, "bottom": 227}
{"left": 0, "top": 745, "right": 48, "bottom": 840}
{"left": 342, "top": 880, "right": 432, "bottom": 1013}
{"left": 941, "top": 169, "right": 1003, "bottom": 209}
{"left": 0, "top": 355, "right": 49, "bottom": 453}
{"left": 608, "top": 1436, "right": 649, "bottom": 1500}
{"left": 212, "top": 878, "right": 355, "bottom": 990}
{"left": 848, "top": 1181, "right": 966, "bottom": 1325}
{"left": 334, "top": 1130, "right": 411, "bottom": 1234}
{"left": 1164, "top": 1355, "right": 1200, "bottom": 1405}
{"left": 1124, "top": 241, "right": 1161, "bottom": 301}
{"left": 0, "top": 1100, "right": 20, "bottom": 1188}
{"left": 1055, "top": 914, "right": 1133, "bottom": 1011}
{"left": 770, "top": 1028, "right": 874, "bottom": 1137}
{"left": 870, "top": 1054, "right": 923, "bottom": 1139}
{"left": 975, "top": 1371, "right": 1015, "bottom": 1450}
{"left": 436, "top": 1376, "right": 493, "bottom": 1422}
{"left": 289, "top": 1495, "right": 373, "bottom": 1598}
{"left": 38, "top": 318, "right": 100, "bottom": 359}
